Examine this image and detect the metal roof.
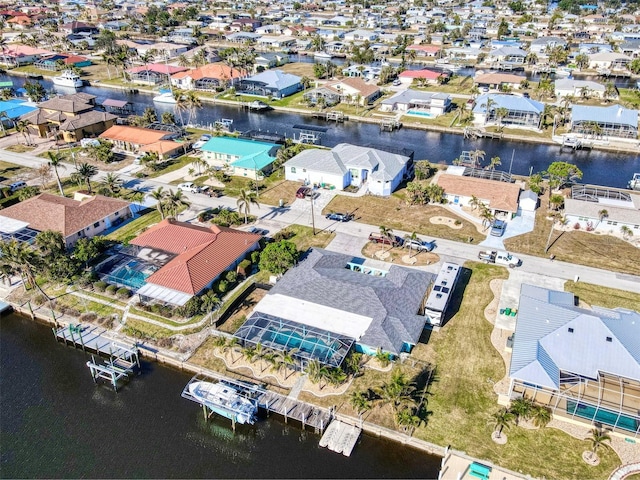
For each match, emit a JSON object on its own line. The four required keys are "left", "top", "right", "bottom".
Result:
{"left": 473, "top": 94, "right": 545, "bottom": 114}
{"left": 509, "top": 284, "right": 640, "bottom": 389}
{"left": 571, "top": 104, "right": 638, "bottom": 127}
{"left": 136, "top": 283, "right": 192, "bottom": 306}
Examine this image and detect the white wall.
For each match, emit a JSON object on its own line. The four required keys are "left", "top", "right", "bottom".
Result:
{"left": 285, "top": 166, "right": 346, "bottom": 190}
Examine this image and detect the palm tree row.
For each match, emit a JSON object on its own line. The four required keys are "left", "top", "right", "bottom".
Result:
{"left": 217, "top": 338, "right": 300, "bottom": 380}
{"left": 147, "top": 186, "right": 191, "bottom": 220}
{"left": 491, "top": 396, "right": 552, "bottom": 441}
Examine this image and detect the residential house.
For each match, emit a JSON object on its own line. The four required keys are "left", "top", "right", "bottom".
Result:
{"left": 256, "top": 35, "right": 297, "bottom": 50}
{"left": 588, "top": 52, "right": 631, "bottom": 71}
{"left": 61, "top": 21, "right": 98, "bottom": 34}
{"left": 406, "top": 44, "right": 442, "bottom": 57}
{"left": 472, "top": 94, "right": 544, "bottom": 131}
{"left": 555, "top": 79, "right": 607, "bottom": 99}
{"left": 380, "top": 90, "right": 452, "bottom": 117}
{"left": 99, "top": 125, "right": 183, "bottom": 159}
{"left": 487, "top": 47, "right": 527, "bottom": 65}
{"left": 508, "top": 284, "right": 640, "bottom": 437}
{"left": 237, "top": 70, "right": 301, "bottom": 98}
{"left": 200, "top": 136, "right": 279, "bottom": 177}
{"left": 0, "top": 192, "right": 131, "bottom": 247}
{"left": 398, "top": 68, "right": 449, "bottom": 86}
{"left": 284, "top": 143, "right": 413, "bottom": 196}
{"left": 341, "top": 64, "right": 383, "bottom": 81}
{"left": 570, "top": 105, "right": 638, "bottom": 139}
{"left": 254, "top": 52, "right": 290, "bottom": 70}
{"left": 234, "top": 248, "right": 435, "bottom": 367}
{"left": 130, "top": 219, "right": 261, "bottom": 306}
{"left": 564, "top": 184, "right": 640, "bottom": 234}
{"left": 229, "top": 18, "right": 261, "bottom": 32}
{"left": 474, "top": 73, "right": 525, "bottom": 91}
{"left": 343, "top": 29, "right": 378, "bottom": 42}
{"left": 34, "top": 54, "right": 91, "bottom": 72}
{"left": 0, "top": 99, "right": 38, "bottom": 126}
{"left": 127, "top": 64, "right": 188, "bottom": 85}
{"left": 435, "top": 173, "right": 521, "bottom": 218}
{"left": 0, "top": 45, "right": 52, "bottom": 66}
{"left": 170, "top": 63, "right": 243, "bottom": 91}
{"left": 20, "top": 93, "right": 117, "bottom": 143}
{"left": 529, "top": 36, "right": 568, "bottom": 54}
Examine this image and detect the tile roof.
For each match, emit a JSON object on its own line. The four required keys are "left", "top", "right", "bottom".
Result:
{"left": 335, "top": 77, "right": 380, "bottom": 98}
{"left": 259, "top": 248, "right": 434, "bottom": 355}
{"left": 99, "top": 125, "right": 170, "bottom": 145}
{"left": 399, "top": 68, "right": 447, "bottom": 80}
{"left": 37, "top": 97, "right": 94, "bottom": 114}
{"left": 130, "top": 219, "right": 261, "bottom": 295}
{"left": 171, "top": 62, "right": 243, "bottom": 81}
{"left": 59, "top": 110, "right": 117, "bottom": 131}
{"left": 0, "top": 193, "right": 130, "bottom": 237}
{"left": 509, "top": 284, "right": 640, "bottom": 389}
{"left": 436, "top": 174, "right": 521, "bottom": 212}
{"left": 127, "top": 64, "right": 188, "bottom": 75}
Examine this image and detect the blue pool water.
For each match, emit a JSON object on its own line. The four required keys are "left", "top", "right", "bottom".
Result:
{"left": 567, "top": 401, "right": 639, "bottom": 433}
{"left": 406, "top": 110, "right": 435, "bottom": 118}
{"left": 110, "top": 261, "right": 152, "bottom": 289}
{"left": 268, "top": 330, "right": 337, "bottom": 360}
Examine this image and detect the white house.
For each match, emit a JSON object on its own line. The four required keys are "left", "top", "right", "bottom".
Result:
{"left": 554, "top": 79, "right": 606, "bottom": 99}
{"left": 379, "top": 90, "right": 452, "bottom": 117}
{"left": 284, "top": 144, "right": 413, "bottom": 196}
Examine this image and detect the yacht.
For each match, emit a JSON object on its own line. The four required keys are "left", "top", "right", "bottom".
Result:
{"left": 152, "top": 91, "right": 177, "bottom": 104}
{"left": 314, "top": 51, "right": 333, "bottom": 61}
{"left": 52, "top": 70, "right": 83, "bottom": 88}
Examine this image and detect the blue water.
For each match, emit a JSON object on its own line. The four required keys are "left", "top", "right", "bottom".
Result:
{"left": 567, "top": 400, "right": 639, "bottom": 433}
{"left": 406, "top": 110, "right": 435, "bottom": 118}
{"left": 269, "top": 330, "right": 336, "bottom": 359}
{"left": 110, "top": 262, "right": 150, "bottom": 289}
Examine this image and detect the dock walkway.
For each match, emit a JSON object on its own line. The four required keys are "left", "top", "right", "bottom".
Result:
{"left": 54, "top": 324, "right": 139, "bottom": 366}
{"left": 319, "top": 420, "right": 362, "bottom": 456}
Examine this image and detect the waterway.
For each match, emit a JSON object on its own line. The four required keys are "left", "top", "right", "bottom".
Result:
{"left": 4, "top": 74, "right": 639, "bottom": 189}
{"left": 0, "top": 313, "right": 441, "bottom": 479}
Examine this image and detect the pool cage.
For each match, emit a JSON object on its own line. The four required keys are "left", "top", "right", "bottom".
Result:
{"left": 511, "top": 372, "right": 640, "bottom": 437}
{"left": 96, "top": 253, "right": 158, "bottom": 290}
{"left": 233, "top": 312, "right": 355, "bottom": 369}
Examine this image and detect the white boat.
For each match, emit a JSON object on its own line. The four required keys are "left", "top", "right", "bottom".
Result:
{"left": 554, "top": 67, "right": 572, "bottom": 77}
{"left": 52, "top": 70, "right": 83, "bottom": 88}
{"left": 314, "top": 51, "right": 333, "bottom": 61}
{"left": 152, "top": 91, "right": 177, "bottom": 104}
{"left": 629, "top": 173, "right": 640, "bottom": 191}
{"left": 188, "top": 381, "right": 256, "bottom": 425}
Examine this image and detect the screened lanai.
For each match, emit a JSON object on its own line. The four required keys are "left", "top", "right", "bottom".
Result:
{"left": 233, "top": 312, "right": 355, "bottom": 369}
{"left": 571, "top": 104, "right": 638, "bottom": 139}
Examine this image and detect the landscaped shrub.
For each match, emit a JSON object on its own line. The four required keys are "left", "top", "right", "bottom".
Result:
{"left": 217, "top": 279, "right": 229, "bottom": 294}
{"left": 106, "top": 284, "right": 118, "bottom": 295}
{"left": 574, "top": 223, "right": 581, "bottom": 230}
{"left": 178, "top": 296, "right": 202, "bottom": 318}
{"left": 80, "top": 312, "right": 98, "bottom": 322}
{"left": 31, "top": 293, "right": 48, "bottom": 306}
{"left": 237, "top": 259, "right": 251, "bottom": 277}
{"left": 116, "top": 287, "right": 131, "bottom": 299}
{"left": 251, "top": 251, "right": 261, "bottom": 265}
{"left": 225, "top": 270, "right": 238, "bottom": 285}
{"left": 93, "top": 281, "right": 107, "bottom": 292}
{"left": 273, "top": 228, "right": 295, "bottom": 241}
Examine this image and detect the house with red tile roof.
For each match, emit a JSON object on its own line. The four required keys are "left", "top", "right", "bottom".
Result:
{"left": 0, "top": 45, "right": 53, "bottom": 66}
{"left": 435, "top": 174, "right": 521, "bottom": 217}
{"left": 398, "top": 68, "right": 449, "bottom": 86}
{"left": 0, "top": 192, "right": 131, "bottom": 247}
{"left": 170, "top": 63, "right": 243, "bottom": 91}
{"left": 130, "top": 219, "right": 261, "bottom": 306}
{"left": 126, "top": 63, "right": 188, "bottom": 85}
{"left": 406, "top": 44, "right": 442, "bottom": 57}
{"left": 99, "top": 125, "right": 183, "bottom": 159}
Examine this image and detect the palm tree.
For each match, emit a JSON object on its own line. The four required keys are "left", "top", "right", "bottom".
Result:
{"left": 470, "top": 149, "right": 486, "bottom": 167}
{"left": 172, "top": 88, "right": 187, "bottom": 126}
{"left": 148, "top": 186, "right": 167, "bottom": 219}
{"left": 276, "top": 349, "right": 298, "bottom": 379}
{"left": 491, "top": 408, "right": 515, "bottom": 439}
{"left": 0, "top": 239, "right": 43, "bottom": 295}
{"left": 350, "top": 390, "right": 372, "bottom": 421}
{"left": 621, "top": 225, "right": 634, "bottom": 240}
{"left": 184, "top": 90, "right": 202, "bottom": 126}
{"left": 75, "top": 162, "right": 98, "bottom": 194}
{"left": 585, "top": 428, "right": 611, "bottom": 462}
{"left": 531, "top": 405, "right": 552, "bottom": 428}
{"left": 139, "top": 51, "right": 155, "bottom": 84}
{"left": 242, "top": 344, "right": 258, "bottom": 363}
{"left": 489, "top": 156, "right": 501, "bottom": 171}
{"left": 98, "top": 172, "right": 123, "bottom": 197}
{"left": 236, "top": 189, "right": 259, "bottom": 224}
{"left": 46, "top": 151, "right": 66, "bottom": 196}
{"left": 15, "top": 119, "right": 33, "bottom": 145}
{"left": 377, "top": 369, "right": 416, "bottom": 413}
{"left": 404, "top": 231, "right": 419, "bottom": 257}
{"left": 165, "top": 188, "right": 190, "bottom": 218}
{"left": 469, "top": 195, "right": 482, "bottom": 211}
{"left": 378, "top": 225, "right": 394, "bottom": 254}
{"left": 509, "top": 397, "right": 533, "bottom": 425}
{"left": 479, "top": 205, "right": 495, "bottom": 230}
{"left": 597, "top": 209, "right": 608, "bottom": 228}
{"left": 395, "top": 405, "right": 422, "bottom": 434}
{"left": 549, "top": 193, "right": 564, "bottom": 211}
{"left": 494, "top": 107, "right": 509, "bottom": 131}
{"left": 304, "top": 359, "right": 323, "bottom": 383}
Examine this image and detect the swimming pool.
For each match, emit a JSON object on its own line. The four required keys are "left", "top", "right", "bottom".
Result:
{"left": 266, "top": 329, "right": 339, "bottom": 361}
{"left": 406, "top": 110, "right": 435, "bottom": 118}
{"left": 109, "top": 260, "right": 155, "bottom": 289}
{"left": 567, "top": 400, "right": 639, "bottom": 433}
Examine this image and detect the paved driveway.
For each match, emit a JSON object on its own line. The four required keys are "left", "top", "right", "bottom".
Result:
{"left": 480, "top": 210, "right": 536, "bottom": 250}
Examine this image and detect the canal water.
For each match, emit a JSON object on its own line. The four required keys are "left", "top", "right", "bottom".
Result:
{"left": 4, "top": 74, "right": 639, "bottom": 189}
{"left": 0, "top": 313, "right": 441, "bottom": 479}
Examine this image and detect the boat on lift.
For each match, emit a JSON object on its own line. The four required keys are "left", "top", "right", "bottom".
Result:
{"left": 152, "top": 90, "right": 177, "bottom": 104}
{"left": 629, "top": 173, "right": 640, "bottom": 191}
{"left": 188, "top": 381, "right": 257, "bottom": 425}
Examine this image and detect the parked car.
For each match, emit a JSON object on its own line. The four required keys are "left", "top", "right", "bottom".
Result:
{"left": 490, "top": 220, "right": 507, "bottom": 237}
{"left": 8, "top": 181, "right": 27, "bottom": 193}
{"left": 392, "top": 79, "right": 401, "bottom": 86}
{"left": 404, "top": 238, "right": 436, "bottom": 252}
{"left": 296, "top": 186, "right": 311, "bottom": 198}
{"left": 325, "top": 212, "right": 353, "bottom": 222}
{"left": 177, "top": 182, "right": 200, "bottom": 193}
{"left": 368, "top": 232, "right": 404, "bottom": 247}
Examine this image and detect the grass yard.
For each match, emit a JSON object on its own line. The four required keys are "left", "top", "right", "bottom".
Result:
{"left": 147, "top": 155, "right": 200, "bottom": 178}
{"left": 324, "top": 194, "right": 482, "bottom": 244}
{"left": 106, "top": 209, "right": 162, "bottom": 243}
{"left": 0, "top": 160, "right": 32, "bottom": 183}
{"left": 4, "top": 144, "right": 35, "bottom": 153}
{"left": 564, "top": 281, "right": 640, "bottom": 311}
{"left": 504, "top": 192, "right": 640, "bottom": 276}
{"left": 280, "top": 224, "right": 335, "bottom": 251}
{"left": 122, "top": 318, "right": 175, "bottom": 340}
{"left": 258, "top": 179, "right": 301, "bottom": 207}
{"left": 279, "top": 62, "right": 316, "bottom": 78}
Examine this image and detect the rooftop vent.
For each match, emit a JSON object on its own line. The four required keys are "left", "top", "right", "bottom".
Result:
{"left": 606, "top": 336, "right": 612, "bottom": 342}
{"left": 568, "top": 327, "right": 574, "bottom": 333}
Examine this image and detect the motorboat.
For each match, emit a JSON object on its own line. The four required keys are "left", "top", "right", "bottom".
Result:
{"left": 152, "top": 91, "right": 177, "bottom": 104}
{"left": 313, "top": 51, "right": 333, "bottom": 61}
{"left": 629, "top": 173, "right": 640, "bottom": 191}
{"left": 52, "top": 70, "right": 83, "bottom": 88}
{"left": 554, "top": 67, "right": 572, "bottom": 77}
{"left": 188, "top": 381, "right": 256, "bottom": 425}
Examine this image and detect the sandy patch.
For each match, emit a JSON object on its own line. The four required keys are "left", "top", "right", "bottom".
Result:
{"left": 402, "top": 255, "right": 417, "bottom": 265}
{"left": 430, "top": 216, "right": 464, "bottom": 229}
{"left": 375, "top": 250, "right": 390, "bottom": 260}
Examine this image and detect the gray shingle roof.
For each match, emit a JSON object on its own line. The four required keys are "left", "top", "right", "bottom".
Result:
{"left": 509, "top": 284, "right": 640, "bottom": 389}
{"left": 264, "top": 248, "right": 434, "bottom": 355}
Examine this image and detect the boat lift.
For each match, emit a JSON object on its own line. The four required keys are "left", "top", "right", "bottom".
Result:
{"left": 293, "top": 124, "right": 329, "bottom": 144}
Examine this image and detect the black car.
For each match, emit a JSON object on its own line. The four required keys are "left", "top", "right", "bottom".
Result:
{"left": 325, "top": 212, "right": 353, "bottom": 222}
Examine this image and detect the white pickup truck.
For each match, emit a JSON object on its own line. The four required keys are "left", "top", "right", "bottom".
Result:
{"left": 478, "top": 250, "right": 522, "bottom": 268}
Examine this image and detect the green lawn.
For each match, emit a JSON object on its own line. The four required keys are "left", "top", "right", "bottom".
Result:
{"left": 280, "top": 224, "right": 335, "bottom": 251}
{"left": 564, "top": 281, "right": 640, "bottom": 311}
{"left": 106, "top": 209, "right": 162, "bottom": 243}
{"left": 147, "top": 155, "right": 199, "bottom": 178}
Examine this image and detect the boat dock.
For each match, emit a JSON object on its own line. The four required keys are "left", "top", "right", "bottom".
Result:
{"left": 87, "top": 355, "right": 135, "bottom": 391}
{"left": 380, "top": 117, "right": 402, "bottom": 132}
{"left": 319, "top": 420, "right": 362, "bottom": 456}
{"left": 312, "top": 111, "right": 347, "bottom": 122}
{"left": 463, "top": 127, "right": 503, "bottom": 140}
{"left": 182, "top": 373, "right": 331, "bottom": 432}
{"left": 562, "top": 137, "right": 593, "bottom": 150}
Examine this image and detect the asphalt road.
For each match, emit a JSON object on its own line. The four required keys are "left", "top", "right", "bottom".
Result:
{"left": 2, "top": 148, "right": 639, "bottom": 294}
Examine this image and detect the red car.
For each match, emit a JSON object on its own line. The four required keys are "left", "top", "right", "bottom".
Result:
{"left": 296, "top": 186, "right": 311, "bottom": 198}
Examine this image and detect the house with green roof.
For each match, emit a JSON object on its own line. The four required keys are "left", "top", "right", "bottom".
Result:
{"left": 200, "top": 136, "right": 280, "bottom": 178}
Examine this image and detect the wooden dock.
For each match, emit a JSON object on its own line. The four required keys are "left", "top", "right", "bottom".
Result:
{"left": 319, "top": 420, "right": 361, "bottom": 456}
{"left": 463, "top": 127, "right": 503, "bottom": 140}
{"left": 54, "top": 324, "right": 139, "bottom": 365}
{"left": 380, "top": 117, "right": 402, "bottom": 132}
{"left": 182, "top": 373, "right": 332, "bottom": 432}
{"left": 312, "top": 111, "right": 347, "bottom": 122}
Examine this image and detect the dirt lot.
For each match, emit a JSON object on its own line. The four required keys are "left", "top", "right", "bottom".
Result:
{"left": 362, "top": 242, "right": 440, "bottom": 266}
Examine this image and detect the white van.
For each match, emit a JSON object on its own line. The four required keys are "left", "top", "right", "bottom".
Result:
{"left": 9, "top": 181, "right": 27, "bottom": 192}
